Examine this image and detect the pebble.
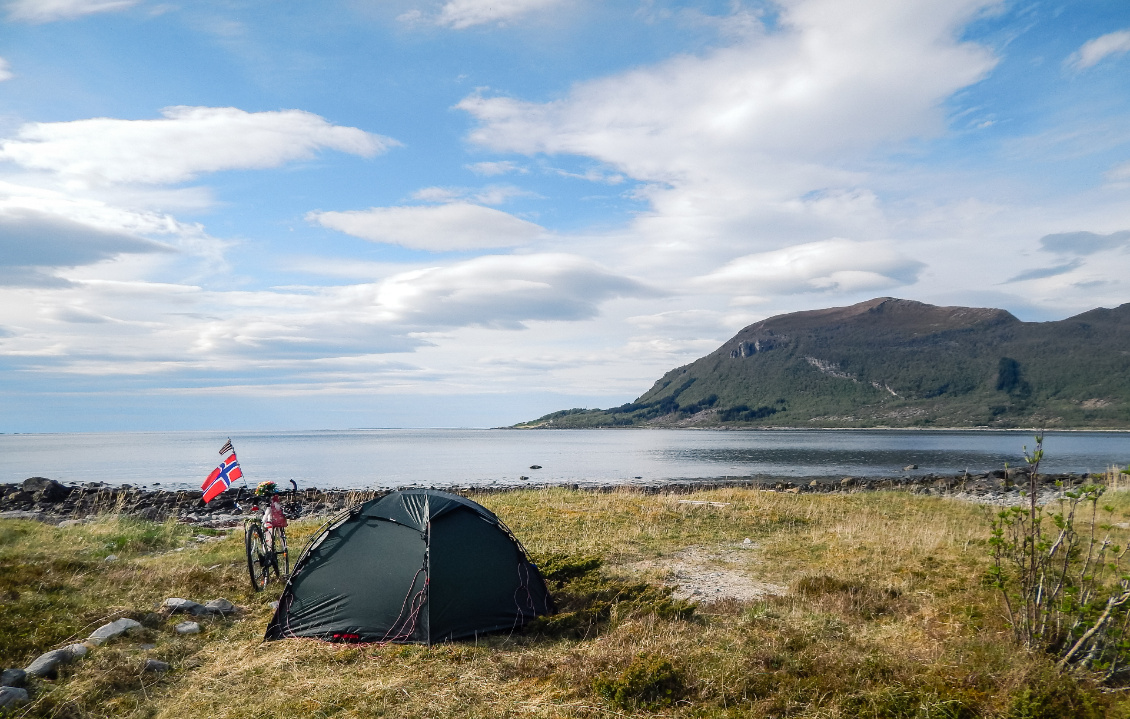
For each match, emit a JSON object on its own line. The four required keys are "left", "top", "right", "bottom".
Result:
{"left": 143, "top": 659, "right": 170, "bottom": 673}
{"left": 175, "top": 621, "right": 201, "bottom": 635}
{"left": 104, "top": 554, "right": 119, "bottom": 562}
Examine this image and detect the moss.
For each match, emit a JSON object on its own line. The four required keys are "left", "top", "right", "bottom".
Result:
{"left": 594, "top": 652, "right": 685, "bottom": 710}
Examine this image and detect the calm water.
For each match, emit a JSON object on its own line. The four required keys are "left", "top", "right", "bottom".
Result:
{"left": 1, "top": 429, "right": 1128, "bottom": 491}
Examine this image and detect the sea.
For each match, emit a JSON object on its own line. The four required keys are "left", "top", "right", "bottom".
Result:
{"left": 1, "top": 428, "right": 1129, "bottom": 491}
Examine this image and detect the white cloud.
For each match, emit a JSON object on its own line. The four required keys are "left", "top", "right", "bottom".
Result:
{"left": 1068, "top": 29, "right": 1130, "bottom": 70}
{"left": 459, "top": 0, "right": 997, "bottom": 177}
{"left": 411, "top": 184, "right": 533, "bottom": 205}
{"left": 1107, "top": 160, "right": 1130, "bottom": 182}
{"left": 0, "top": 106, "right": 395, "bottom": 185}
{"left": 457, "top": 0, "right": 999, "bottom": 272}
{"left": 692, "top": 238, "right": 924, "bottom": 303}
{"left": 7, "top": 0, "right": 139, "bottom": 22}
{"left": 433, "top": 0, "right": 565, "bottom": 29}
{"left": 309, "top": 202, "right": 545, "bottom": 251}
{"left": 0, "top": 58, "right": 12, "bottom": 82}
{"left": 373, "top": 253, "right": 658, "bottom": 327}
{"left": 466, "top": 160, "right": 525, "bottom": 176}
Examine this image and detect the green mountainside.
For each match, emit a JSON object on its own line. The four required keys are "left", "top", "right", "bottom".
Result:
{"left": 517, "top": 297, "right": 1130, "bottom": 429}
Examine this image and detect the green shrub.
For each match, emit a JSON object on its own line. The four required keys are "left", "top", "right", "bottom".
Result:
{"left": 1007, "top": 670, "right": 1104, "bottom": 719}
{"left": 594, "top": 653, "right": 685, "bottom": 710}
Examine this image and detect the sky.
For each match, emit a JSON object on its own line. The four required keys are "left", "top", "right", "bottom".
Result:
{"left": 0, "top": 0, "right": 1129, "bottom": 432}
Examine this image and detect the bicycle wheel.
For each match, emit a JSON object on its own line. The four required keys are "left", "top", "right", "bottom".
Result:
{"left": 271, "top": 527, "right": 289, "bottom": 578}
{"left": 245, "top": 524, "right": 271, "bottom": 592}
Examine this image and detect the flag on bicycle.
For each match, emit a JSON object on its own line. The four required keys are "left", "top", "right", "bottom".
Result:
{"left": 202, "top": 448, "right": 242, "bottom": 503}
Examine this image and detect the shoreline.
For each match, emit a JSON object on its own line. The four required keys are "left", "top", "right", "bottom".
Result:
{"left": 0, "top": 469, "right": 1103, "bottom": 526}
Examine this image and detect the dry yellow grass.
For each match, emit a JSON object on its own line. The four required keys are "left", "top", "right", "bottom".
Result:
{"left": 5, "top": 487, "right": 1130, "bottom": 718}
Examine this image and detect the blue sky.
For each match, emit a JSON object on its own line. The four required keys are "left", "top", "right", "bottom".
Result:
{"left": 0, "top": 0, "right": 1128, "bottom": 432}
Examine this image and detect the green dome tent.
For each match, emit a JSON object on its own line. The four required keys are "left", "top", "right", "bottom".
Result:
{"left": 265, "top": 489, "right": 554, "bottom": 644}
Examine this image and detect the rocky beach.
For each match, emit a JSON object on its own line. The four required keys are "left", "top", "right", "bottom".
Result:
{"left": 0, "top": 469, "right": 1102, "bottom": 527}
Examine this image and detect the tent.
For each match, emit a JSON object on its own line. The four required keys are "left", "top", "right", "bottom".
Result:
{"left": 265, "top": 489, "right": 554, "bottom": 643}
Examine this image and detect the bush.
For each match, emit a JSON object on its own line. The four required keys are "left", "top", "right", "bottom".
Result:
{"left": 987, "top": 437, "right": 1130, "bottom": 677}
{"left": 1007, "top": 669, "right": 1104, "bottom": 719}
{"left": 594, "top": 653, "right": 685, "bottom": 710}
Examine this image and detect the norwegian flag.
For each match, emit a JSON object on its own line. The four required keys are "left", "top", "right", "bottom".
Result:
{"left": 202, "top": 450, "right": 242, "bottom": 503}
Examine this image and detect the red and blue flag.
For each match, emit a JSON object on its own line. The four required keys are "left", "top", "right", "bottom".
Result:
{"left": 202, "top": 452, "right": 242, "bottom": 503}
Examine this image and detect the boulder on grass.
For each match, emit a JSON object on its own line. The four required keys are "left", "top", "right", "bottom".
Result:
{"left": 174, "top": 621, "right": 200, "bottom": 635}
{"left": 0, "top": 686, "right": 29, "bottom": 710}
{"left": 162, "top": 598, "right": 204, "bottom": 615}
{"left": 202, "top": 599, "right": 236, "bottom": 616}
{"left": 88, "top": 618, "right": 142, "bottom": 646}
{"left": 0, "top": 668, "right": 26, "bottom": 688}
{"left": 25, "top": 644, "right": 88, "bottom": 679}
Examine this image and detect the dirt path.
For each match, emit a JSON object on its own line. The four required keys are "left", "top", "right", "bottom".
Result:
{"left": 623, "top": 544, "right": 787, "bottom": 603}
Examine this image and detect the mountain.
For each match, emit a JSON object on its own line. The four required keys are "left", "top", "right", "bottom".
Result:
{"left": 517, "top": 297, "right": 1130, "bottom": 429}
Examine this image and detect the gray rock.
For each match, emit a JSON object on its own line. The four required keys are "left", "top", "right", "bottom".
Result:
{"left": 162, "top": 598, "right": 204, "bottom": 615}
{"left": 57, "top": 519, "right": 84, "bottom": 528}
{"left": 0, "top": 668, "right": 26, "bottom": 688}
{"left": 0, "top": 687, "right": 29, "bottom": 710}
{"left": 104, "top": 554, "right": 119, "bottom": 562}
{"left": 88, "top": 618, "right": 142, "bottom": 646}
{"left": 202, "top": 598, "right": 236, "bottom": 616}
{"left": 903, "top": 464, "right": 918, "bottom": 471}
{"left": 22, "top": 477, "right": 70, "bottom": 502}
{"left": 174, "top": 621, "right": 200, "bottom": 635}
{"left": 25, "top": 643, "right": 88, "bottom": 678}
{"left": 268, "top": 601, "right": 280, "bottom": 610}
{"left": 142, "top": 659, "right": 170, "bottom": 673}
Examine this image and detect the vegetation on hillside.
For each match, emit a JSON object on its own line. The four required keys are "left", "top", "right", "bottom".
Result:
{"left": 515, "top": 297, "right": 1130, "bottom": 429}
{"left": 6, "top": 484, "right": 1130, "bottom": 717}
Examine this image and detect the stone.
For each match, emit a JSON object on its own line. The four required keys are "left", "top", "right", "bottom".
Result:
{"left": 742, "top": 538, "right": 752, "bottom": 545}
{"left": 840, "top": 477, "right": 855, "bottom": 487}
{"left": 903, "top": 464, "right": 918, "bottom": 471}
{"left": 202, "top": 598, "right": 236, "bottom": 616}
{"left": 142, "top": 659, "right": 170, "bottom": 673}
{"left": 0, "top": 668, "right": 26, "bottom": 688}
{"left": 162, "top": 598, "right": 204, "bottom": 615}
{"left": 0, "top": 687, "right": 28, "bottom": 710}
{"left": 22, "top": 477, "right": 71, "bottom": 502}
{"left": 268, "top": 601, "right": 280, "bottom": 610}
{"left": 88, "top": 618, "right": 142, "bottom": 646}
{"left": 175, "top": 621, "right": 200, "bottom": 635}
{"left": 25, "top": 644, "right": 87, "bottom": 678}
{"left": 140, "top": 612, "right": 163, "bottom": 629}
{"left": 104, "top": 554, "right": 119, "bottom": 562}
{"left": 529, "top": 465, "right": 542, "bottom": 469}
{"left": 57, "top": 519, "right": 83, "bottom": 528}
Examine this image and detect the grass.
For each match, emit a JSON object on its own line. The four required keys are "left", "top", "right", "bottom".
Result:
{"left": 4, "top": 488, "right": 1130, "bottom": 717}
